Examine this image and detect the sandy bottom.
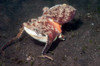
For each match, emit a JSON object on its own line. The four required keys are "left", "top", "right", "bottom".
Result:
{"left": 0, "top": 0, "right": 100, "bottom": 66}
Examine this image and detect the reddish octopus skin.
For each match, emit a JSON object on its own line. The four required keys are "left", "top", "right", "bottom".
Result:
{"left": 43, "top": 4, "right": 76, "bottom": 25}
{"left": 23, "top": 17, "right": 62, "bottom": 55}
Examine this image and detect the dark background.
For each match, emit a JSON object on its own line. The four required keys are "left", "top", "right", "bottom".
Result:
{"left": 0, "top": 0, "right": 100, "bottom": 66}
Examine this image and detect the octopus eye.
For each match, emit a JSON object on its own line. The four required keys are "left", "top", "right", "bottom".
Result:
{"left": 28, "top": 19, "right": 32, "bottom": 22}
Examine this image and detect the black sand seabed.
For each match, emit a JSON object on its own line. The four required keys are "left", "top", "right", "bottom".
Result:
{"left": 0, "top": 0, "right": 100, "bottom": 66}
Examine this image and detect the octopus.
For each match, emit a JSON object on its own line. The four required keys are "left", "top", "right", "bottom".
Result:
{"left": 1, "top": 4, "right": 76, "bottom": 60}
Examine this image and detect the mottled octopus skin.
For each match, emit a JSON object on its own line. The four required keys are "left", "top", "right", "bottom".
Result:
{"left": 23, "top": 18, "right": 61, "bottom": 54}
{"left": 43, "top": 4, "right": 76, "bottom": 25}
{"left": 1, "top": 4, "right": 76, "bottom": 59}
